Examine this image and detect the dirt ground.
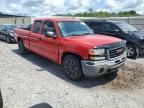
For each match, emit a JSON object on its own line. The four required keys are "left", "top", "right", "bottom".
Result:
{"left": 0, "top": 41, "right": 144, "bottom": 108}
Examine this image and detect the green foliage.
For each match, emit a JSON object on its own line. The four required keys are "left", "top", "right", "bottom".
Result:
{"left": 54, "top": 10, "right": 140, "bottom": 17}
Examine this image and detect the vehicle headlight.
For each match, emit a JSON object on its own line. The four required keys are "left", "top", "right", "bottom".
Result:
{"left": 89, "top": 48, "right": 106, "bottom": 61}
{"left": 10, "top": 33, "right": 14, "bottom": 37}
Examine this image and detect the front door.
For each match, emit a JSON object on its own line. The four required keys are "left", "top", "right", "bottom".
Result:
{"left": 102, "top": 23, "right": 120, "bottom": 37}
{"left": 40, "top": 21, "right": 59, "bottom": 62}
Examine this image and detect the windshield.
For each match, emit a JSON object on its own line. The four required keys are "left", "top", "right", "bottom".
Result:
{"left": 115, "top": 22, "right": 138, "bottom": 32}
{"left": 57, "top": 21, "right": 93, "bottom": 37}
{"left": 5, "top": 25, "right": 16, "bottom": 31}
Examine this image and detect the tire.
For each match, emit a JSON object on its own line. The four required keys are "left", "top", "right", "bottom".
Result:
{"left": 63, "top": 55, "right": 83, "bottom": 80}
{"left": 18, "top": 40, "right": 27, "bottom": 54}
{"left": 0, "top": 90, "right": 3, "bottom": 108}
{"left": 6, "top": 36, "right": 10, "bottom": 43}
{"left": 126, "top": 44, "right": 139, "bottom": 59}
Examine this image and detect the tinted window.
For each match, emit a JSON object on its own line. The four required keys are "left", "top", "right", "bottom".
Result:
{"left": 41, "top": 21, "right": 56, "bottom": 36}
{"left": 103, "top": 23, "right": 118, "bottom": 32}
{"left": 85, "top": 22, "right": 102, "bottom": 33}
{"left": 33, "top": 21, "right": 42, "bottom": 33}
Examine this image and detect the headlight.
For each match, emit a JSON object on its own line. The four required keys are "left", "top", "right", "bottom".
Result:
{"left": 10, "top": 33, "right": 15, "bottom": 37}
{"left": 89, "top": 48, "right": 106, "bottom": 60}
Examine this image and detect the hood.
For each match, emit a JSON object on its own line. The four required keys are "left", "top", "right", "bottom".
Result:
{"left": 128, "top": 30, "right": 144, "bottom": 39}
{"left": 65, "top": 34, "right": 122, "bottom": 47}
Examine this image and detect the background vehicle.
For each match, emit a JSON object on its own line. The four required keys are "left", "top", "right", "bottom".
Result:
{"left": 83, "top": 20, "right": 144, "bottom": 59}
{"left": 0, "top": 24, "right": 16, "bottom": 43}
{"left": 0, "top": 89, "right": 3, "bottom": 108}
{"left": 15, "top": 18, "right": 126, "bottom": 80}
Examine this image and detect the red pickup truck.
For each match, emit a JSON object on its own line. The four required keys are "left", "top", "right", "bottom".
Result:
{"left": 15, "top": 18, "right": 126, "bottom": 80}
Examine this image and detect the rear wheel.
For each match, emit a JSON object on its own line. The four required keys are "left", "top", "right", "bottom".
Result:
{"left": 63, "top": 55, "right": 83, "bottom": 80}
{"left": 126, "top": 44, "right": 139, "bottom": 59}
{"left": 18, "top": 40, "right": 27, "bottom": 54}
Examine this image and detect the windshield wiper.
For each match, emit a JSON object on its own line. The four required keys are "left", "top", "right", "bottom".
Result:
{"left": 65, "top": 34, "right": 82, "bottom": 37}
{"left": 81, "top": 32, "right": 93, "bottom": 35}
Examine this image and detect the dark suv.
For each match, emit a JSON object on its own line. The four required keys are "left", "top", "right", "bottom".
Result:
{"left": 83, "top": 20, "right": 144, "bottom": 59}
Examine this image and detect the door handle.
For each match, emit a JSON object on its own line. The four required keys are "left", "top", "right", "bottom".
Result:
{"left": 38, "top": 37, "right": 42, "bottom": 41}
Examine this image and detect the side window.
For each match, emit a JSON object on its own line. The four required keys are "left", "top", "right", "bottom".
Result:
{"left": 33, "top": 21, "right": 42, "bottom": 33}
{"left": 41, "top": 21, "right": 56, "bottom": 36}
{"left": 86, "top": 22, "right": 102, "bottom": 33}
{"left": 103, "top": 23, "right": 111, "bottom": 32}
{"left": 103, "top": 23, "right": 118, "bottom": 32}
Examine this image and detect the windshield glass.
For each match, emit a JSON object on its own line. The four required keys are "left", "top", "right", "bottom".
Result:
{"left": 115, "top": 22, "right": 138, "bottom": 32}
{"left": 5, "top": 25, "right": 16, "bottom": 31}
{"left": 57, "top": 21, "right": 93, "bottom": 37}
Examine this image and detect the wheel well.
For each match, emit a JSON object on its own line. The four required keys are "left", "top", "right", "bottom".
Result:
{"left": 127, "top": 42, "right": 139, "bottom": 48}
{"left": 61, "top": 52, "right": 83, "bottom": 63}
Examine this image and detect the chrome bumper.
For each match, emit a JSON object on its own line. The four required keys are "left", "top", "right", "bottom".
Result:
{"left": 81, "top": 52, "right": 126, "bottom": 78}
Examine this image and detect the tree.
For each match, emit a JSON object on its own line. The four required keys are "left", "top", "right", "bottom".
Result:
{"left": 54, "top": 10, "right": 140, "bottom": 17}
{"left": 88, "top": 8, "right": 93, "bottom": 13}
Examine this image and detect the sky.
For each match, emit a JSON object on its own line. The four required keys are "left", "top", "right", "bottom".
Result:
{"left": 0, "top": 0, "right": 144, "bottom": 16}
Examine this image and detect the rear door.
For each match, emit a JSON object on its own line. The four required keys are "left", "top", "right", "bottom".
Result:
{"left": 29, "top": 20, "right": 43, "bottom": 53}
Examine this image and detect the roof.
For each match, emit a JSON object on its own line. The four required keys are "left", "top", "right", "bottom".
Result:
{"left": 82, "top": 19, "right": 124, "bottom": 23}
{"left": 34, "top": 17, "right": 80, "bottom": 22}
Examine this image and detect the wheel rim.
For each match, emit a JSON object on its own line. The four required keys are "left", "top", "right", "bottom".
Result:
{"left": 127, "top": 45, "right": 135, "bottom": 57}
{"left": 64, "top": 59, "right": 79, "bottom": 78}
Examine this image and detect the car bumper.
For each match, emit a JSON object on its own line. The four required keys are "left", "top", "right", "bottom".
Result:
{"left": 81, "top": 52, "right": 126, "bottom": 78}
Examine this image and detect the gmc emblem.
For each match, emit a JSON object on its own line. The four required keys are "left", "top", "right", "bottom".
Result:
{"left": 116, "top": 48, "right": 124, "bottom": 53}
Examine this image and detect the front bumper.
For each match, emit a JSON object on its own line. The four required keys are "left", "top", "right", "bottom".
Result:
{"left": 81, "top": 52, "right": 126, "bottom": 78}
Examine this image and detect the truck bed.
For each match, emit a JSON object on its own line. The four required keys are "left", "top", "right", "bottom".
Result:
{"left": 15, "top": 28, "right": 31, "bottom": 38}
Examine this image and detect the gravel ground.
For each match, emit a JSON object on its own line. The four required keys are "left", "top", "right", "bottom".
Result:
{"left": 0, "top": 41, "right": 144, "bottom": 108}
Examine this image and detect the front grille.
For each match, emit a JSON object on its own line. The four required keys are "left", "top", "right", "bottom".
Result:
{"left": 109, "top": 46, "right": 125, "bottom": 58}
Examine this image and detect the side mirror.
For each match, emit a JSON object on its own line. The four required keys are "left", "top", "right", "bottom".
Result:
{"left": 90, "top": 29, "right": 94, "bottom": 33}
{"left": 46, "top": 31, "right": 56, "bottom": 38}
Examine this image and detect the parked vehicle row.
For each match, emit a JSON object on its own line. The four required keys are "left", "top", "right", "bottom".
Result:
{"left": 1, "top": 18, "right": 143, "bottom": 80}
{"left": 82, "top": 19, "right": 144, "bottom": 59}
{"left": 14, "top": 18, "right": 127, "bottom": 80}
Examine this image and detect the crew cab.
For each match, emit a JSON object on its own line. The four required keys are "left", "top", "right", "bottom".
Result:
{"left": 83, "top": 19, "right": 144, "bottom": 59}
{"left": 15, "top": 18, "right": 126, "bottom": 80}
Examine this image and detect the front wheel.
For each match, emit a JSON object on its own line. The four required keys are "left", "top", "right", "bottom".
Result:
{"left": 126, "top": 44, "right": 139, "bottom": 59}
{"left": 18, "top": 40, "right": 27, "bottom": 54}
{"left": 63, "top": 55, "right": 83, "bottom": 80}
